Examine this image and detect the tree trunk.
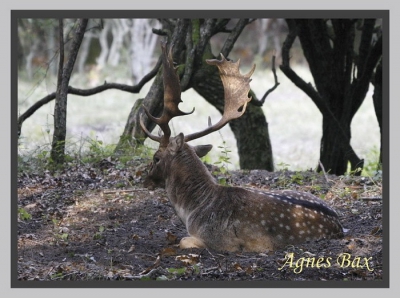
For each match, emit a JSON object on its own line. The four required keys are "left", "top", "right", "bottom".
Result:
{"left": 372, "top": 60, "right": 382, "bottom": 169}
{"left": 51, "top": 19, "right": 88, "bottom": 165}
{"left": 114, "top": 69, "right": 164, "bottom": 154}
{"left": 319, "top": 118, "right": 353, "bottom": 175}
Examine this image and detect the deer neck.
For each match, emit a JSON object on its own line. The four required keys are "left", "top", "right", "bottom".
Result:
{"left": 165, "top": 145, "right": 218, "bottom": 216}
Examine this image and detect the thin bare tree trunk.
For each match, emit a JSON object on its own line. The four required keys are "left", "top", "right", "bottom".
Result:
{"left": 51, "top": 19, "right": 89, "bottom": 166}
{"left": 25, "top": 39, "right": 40, "bottom": 80}
{"left": 128, "top": 19, "right": 159, "bottom": 83}
{"left": 107, "top": 19, "right": 128, "bottom": 66}
{"left": 47, "top": 23, "right": 57, "bottom": 76}
{"left": 77, "top": 31, "right": 93, "bottom": 73}
{"left": 96, "top": 20, "right": 111, "bottom": 68}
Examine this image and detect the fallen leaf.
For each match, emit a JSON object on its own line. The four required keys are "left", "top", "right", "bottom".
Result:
{"left": 160, "top": 247, "right": 178, "bottom": 256}
{"left": 166, "top": 232, "right": 178, "bottom": 244}
{"left": 232, "top": 262, "right": 243, "bottom": 271}
{"left": 157, "top": 215, "right": 167, "bottom": 222}
{"left": 175, "top": 254, "right": 200, "bottom": 266}
{"left": 245, "top": 265, "right": 255, "bottom": 274}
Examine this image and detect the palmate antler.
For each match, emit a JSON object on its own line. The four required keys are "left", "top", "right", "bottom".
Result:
{"left": 140, "top": 43, "right": 256, "bottom": 146}
{"left": 140, "top": 43, "right": 194, "bottom": 148}
{"left": 185, "top": 55, "right": 255, "bottom": 142}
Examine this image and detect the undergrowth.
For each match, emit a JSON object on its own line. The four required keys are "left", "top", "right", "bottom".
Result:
{"left": 17, "top": 129, "right": 382, "bottom": 181}
{"left": 202, "top": 131, "right": 233, "bottom": 185}
{"left": 17, "top": 134, "right": 153, "bottom": 175}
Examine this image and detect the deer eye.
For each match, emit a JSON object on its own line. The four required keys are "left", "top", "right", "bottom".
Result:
{"left": 154, "top": 156, "right": 161, "bottom": 164}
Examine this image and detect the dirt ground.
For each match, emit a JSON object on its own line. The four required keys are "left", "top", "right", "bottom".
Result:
{"left": 16, "top": 157, "right": 384, "bottom": 285}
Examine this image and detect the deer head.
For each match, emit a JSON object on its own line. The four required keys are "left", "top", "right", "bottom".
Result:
{"left": 140, "top": 42, "right": 254, "bottom": 189}
{"left": 140, "top": 43, "right": 343, "bottom": 252}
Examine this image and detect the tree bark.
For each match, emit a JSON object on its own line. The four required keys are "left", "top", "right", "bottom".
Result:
{"left": 51, "top": 19, "right": 88, "bottom": 165}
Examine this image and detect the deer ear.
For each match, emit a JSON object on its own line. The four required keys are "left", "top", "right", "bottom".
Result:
{"left": 168, "top": 133, "right": 185, "bottom": 155}
{"left": 194, "top": 145, "right": 213, "bottom": 158}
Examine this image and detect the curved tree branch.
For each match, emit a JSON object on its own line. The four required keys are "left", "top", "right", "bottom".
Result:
{"left": 214, "top": 19, "right": 231, "bottom": 33}
{"left": 195, "top": 19, "right": 217, "bottom": 59}
{"left": 220, "top": 19, "right": 251, "bottom": 58}
{"left": 18, "top": 55, "right": 162, "bottom": 137}
{"left": 280, "top": 23, "right": 326, "bottom": 110}
{"left": 350, "top": 33, "right": 382, "bottom": 118}
{"left": 252, "top": 55, "right": 280, "bottom": 106}
{"left": 357, "top": 19, "right": 376, "bottom": 76}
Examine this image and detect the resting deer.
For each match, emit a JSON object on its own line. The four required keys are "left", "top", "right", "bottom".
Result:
{"left": 140, "top": 44, "right": 344, "bottom": 252}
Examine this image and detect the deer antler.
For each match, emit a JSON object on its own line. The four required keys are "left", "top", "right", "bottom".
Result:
{"left": 184, "top": 55, "right": 255, "bottom": 142}
{"left": 140, "top": 43, "right": 194, "bottom": 148}
{"left": 141, "top": 43, "right": 255, "bottom": 146}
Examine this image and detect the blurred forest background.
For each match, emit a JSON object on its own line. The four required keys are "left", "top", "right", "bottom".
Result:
{"left": 17, "top": 18, "right": 381, "bottom": 174}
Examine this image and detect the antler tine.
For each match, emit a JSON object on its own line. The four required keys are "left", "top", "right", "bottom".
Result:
{"left": 140, "top": 42, "right": 194, "bottom": 147}
{"left": 185, "top": 54, "right": 256, "bottom": 142}
{"left": 139, "top": 112, "right": 161, "bottom": 143}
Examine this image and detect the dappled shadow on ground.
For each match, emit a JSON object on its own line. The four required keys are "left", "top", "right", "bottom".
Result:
{"left": 16, "top": 159, "right": 383, "bottom": 284}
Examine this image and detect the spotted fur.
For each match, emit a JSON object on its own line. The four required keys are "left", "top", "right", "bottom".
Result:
{"left": 144, "top": 133, "right": 344, "bottom": 252}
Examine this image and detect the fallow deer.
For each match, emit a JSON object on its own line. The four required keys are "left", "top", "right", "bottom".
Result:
{"left": 140, "top": 43, "right": 344, "bottom": 252}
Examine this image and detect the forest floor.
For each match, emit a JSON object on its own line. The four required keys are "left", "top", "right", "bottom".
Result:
{"left": 16, "top": 157, "right": 384, "bottom": 285}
